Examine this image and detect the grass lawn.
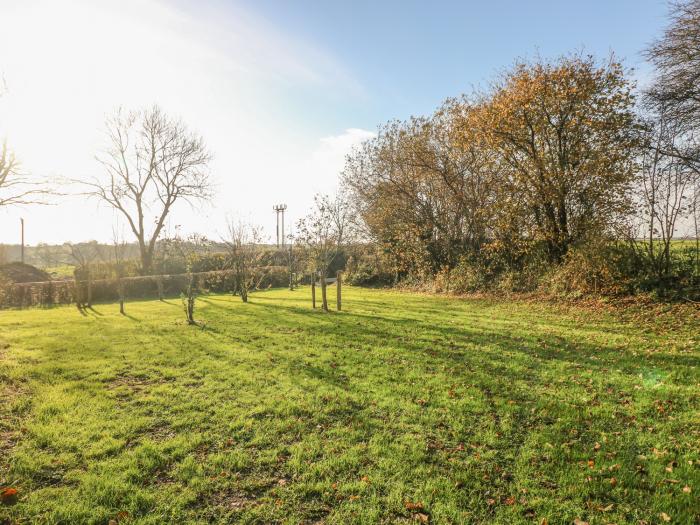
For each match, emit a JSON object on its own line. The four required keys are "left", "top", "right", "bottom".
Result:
{"left": 0, "top": 287, "right": 698, "bottom": 524}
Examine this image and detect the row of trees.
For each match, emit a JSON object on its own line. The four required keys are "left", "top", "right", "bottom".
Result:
{"left": 342, "top": 1, "right": 700, "bottom": 298}
{"left": 345, "top": 56, "right": 638, "bottom": 270}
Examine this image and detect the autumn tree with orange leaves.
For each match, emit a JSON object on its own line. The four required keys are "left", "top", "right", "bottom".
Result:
{"left": 475, "top": 55, "right": 640, "bottom": 262}
{"left": 344, "top": 54, "right": 641, "bottom": 283}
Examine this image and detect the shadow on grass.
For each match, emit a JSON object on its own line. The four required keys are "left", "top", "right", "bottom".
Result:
{"left": 203, "top": 293, "right": 699, "bottom": 376}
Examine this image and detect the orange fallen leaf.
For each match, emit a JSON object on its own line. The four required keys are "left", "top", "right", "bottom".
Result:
{"left": 404, "top": 500, "right": 424, "bottom": 511}
{"left": 0, "top": 487, "right": 18, "bottom": 504}
{"left": 609, "top": 477, "right": 617, "bottom": 487}
{"left": 504, "top": 496, "right": 516, "bottom": 505}
{"left": 414, "top": 513, "right": 429, "bottom": 523}
{"left": 682, "top": 485, "right": 691, "bottom": 493}
{"left": 573, "top": 519, "right": 589, "bottom": 525}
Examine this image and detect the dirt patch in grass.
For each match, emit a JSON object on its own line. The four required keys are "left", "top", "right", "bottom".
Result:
{"left": 106, "top": 371, "right": 172, "bottom": 391}
{"left": 145, "top": 421, "right": 176, "bottom": 442}
{"left": 209, "top": 489, "right": 258, "bottom": 511}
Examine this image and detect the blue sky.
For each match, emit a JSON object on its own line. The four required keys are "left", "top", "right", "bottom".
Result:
{"left": 232, "top": 0, "right": 669, "bottom": 130}
{"left": 0, "top": 0, "right": 673, "bottom": 244}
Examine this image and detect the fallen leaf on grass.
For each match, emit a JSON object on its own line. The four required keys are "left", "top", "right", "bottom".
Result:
{"left": 609, "top": 477, "right": 617, "bottom": 487}
{"left": 404, "top": 500, "right": 424, "bottom": 511}
{"left": 414, "top": 513, "right": 429, "bottom": 523}
{"left": 573, "top": 519, "right": 589, "bottom": 525}
{"left": 660, "top": 512, "right": 671, "bottom": 522}
{"left": 504, "top": 496, "right": 516, "bottom": 505}
{"left": 0, "top": 487, "right": 18, "bottom": 504}
{"left": 682, "top": 485, "right": 691, "bottom": 493}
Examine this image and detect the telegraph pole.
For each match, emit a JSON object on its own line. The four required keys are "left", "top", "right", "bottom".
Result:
{"left": 20, "top": 218, "right": 25, "bottom": 264}
{"left": 273, "top": 204, "right": 287, "bottom": 247}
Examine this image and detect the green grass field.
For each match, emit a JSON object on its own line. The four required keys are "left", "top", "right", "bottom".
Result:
{"left": 1, "top": 288, "right": 698, "bottom": 524}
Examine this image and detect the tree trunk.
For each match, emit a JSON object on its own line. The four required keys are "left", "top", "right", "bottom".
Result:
{"left": 118, "top": 278, "right": 125, "bottom": 315}
{"left": 138, "top": 234, "right": 154, "bottom": 275}
{"left": 336, "top": 270, "right": 342, "bottom": 311}
{"left": 321, "top": 278, "right": 328, "bottom": 312}
{"left": 184, "top": 274, "right": 196, "bottom": 324}
{"left": 141, "top": 251, "right": 153, "bottom": 275}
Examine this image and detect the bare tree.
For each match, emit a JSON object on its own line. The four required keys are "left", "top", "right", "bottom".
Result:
{"left": 83, "top": 106, "right": 212, "bottom": 275}
{"left": 295, "top": 193, "right": 350, "bottom": 311}
{"left": 222, "top": 219, "right": 265, "bottom": 303}
{"left": 66, "top": 241, "right": 100, "bottom": 309}
{"left": 0, "top": 140, "right": 52, "bottom": 208}
{"left": 645, "top": 0, "right": 700, "bottom": 175}
{"left": 635, "top": 111, "right": 696, "bottom": 280}
{"left": 166, "top": 233, "right": 209, "bottom": 325}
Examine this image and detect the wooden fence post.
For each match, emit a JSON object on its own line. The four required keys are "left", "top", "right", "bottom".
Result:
{"left": 311, "top": 276, "right": 316, "bottom": 309}
{"left": 336, "top": 270, "right": 342, "bottom": 311}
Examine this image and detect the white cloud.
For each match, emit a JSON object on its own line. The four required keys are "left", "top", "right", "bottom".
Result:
{"left": 309, "top": 128, "right": 377, "bottom": 188}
